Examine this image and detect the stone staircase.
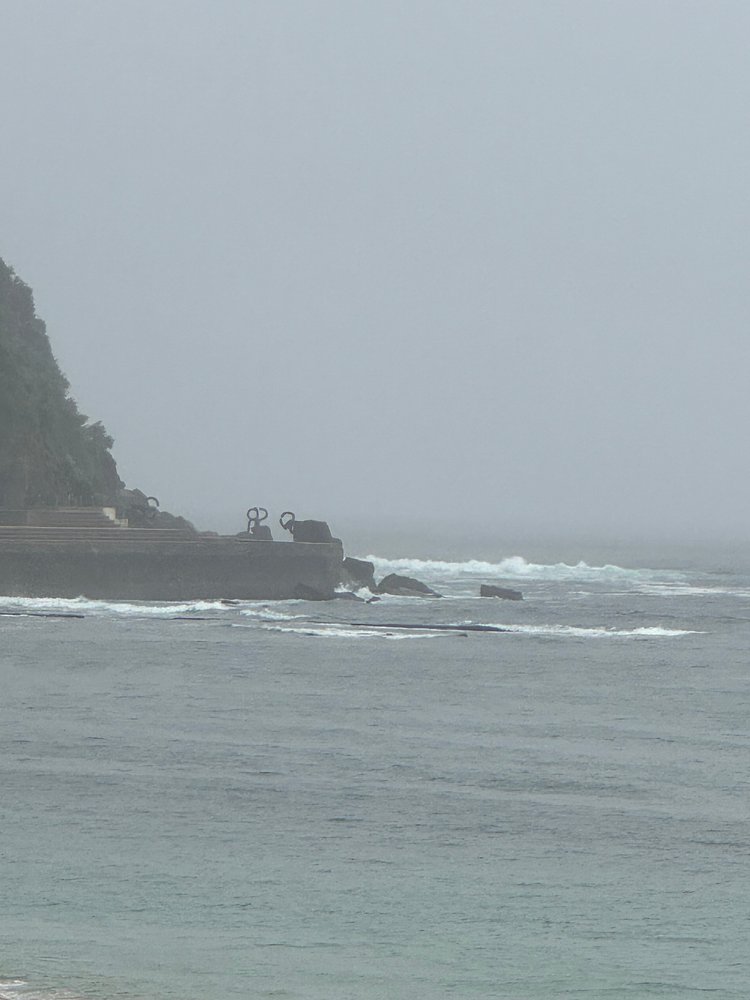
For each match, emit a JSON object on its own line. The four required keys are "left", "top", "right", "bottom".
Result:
{"left": 0, "top": 526, "right": 195, "bottom": 543}
{"left": 0, "top": 507, "right": 120, "bottom": 527}
{"left": 0, "top": 507, "right": 195, "bottom": 544}
{"left": 27, "top": 507, "right": 123, "bottom": 528}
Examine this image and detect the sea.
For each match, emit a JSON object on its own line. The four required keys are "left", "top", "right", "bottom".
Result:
{"left": 1, "top": 530, "right": 748, "bottom": 1000}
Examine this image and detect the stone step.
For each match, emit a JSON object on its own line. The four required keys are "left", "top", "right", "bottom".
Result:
{"left": 0, "top": 526, "right": 195, "bottom": 543}
{"left": 26, "top": 519, "right": 117, "bottom": 528}
{"left": 1, "top": 507, "right": 121, "bottom": 528}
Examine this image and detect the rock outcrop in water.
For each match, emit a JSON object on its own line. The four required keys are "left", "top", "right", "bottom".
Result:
{"left": 376, "top": 573, "right": 442, "bottom": 598}
{"left": 0, "top": 257, "right": 194, "bottom": 528}
{"left": 480, "top": 584, "right": 523, "bottom": 600}
{"left": 339, "top": 556, "right": 377, "bottom": 592}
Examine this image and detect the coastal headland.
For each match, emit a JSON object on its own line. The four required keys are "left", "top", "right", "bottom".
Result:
{"left": 0, "top": 259, "right": 347, "bottom": 600}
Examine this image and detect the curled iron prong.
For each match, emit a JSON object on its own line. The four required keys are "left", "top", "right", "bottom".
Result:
{"left": 279, "top": 511, "right": 296, "bottom": 534}
{"left": 145, "top": 496, "right": 160, "bottom": 520}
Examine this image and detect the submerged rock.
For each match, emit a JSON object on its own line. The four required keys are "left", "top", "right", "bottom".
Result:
{"left": 377, "top": 573, "right": 442, "bottom": 598}
{"left": 333, "top": 590, "right": 367, "bottom": 602}
{"left": 294, "top": 583, "right": 333, "bottom": 601}
{"left": 480, "top": 584, "right": 523, "bottom": 600}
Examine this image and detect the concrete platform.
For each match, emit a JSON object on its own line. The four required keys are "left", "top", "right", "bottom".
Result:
{"left": 0, "top": 509, "right": 344, "bottom": 600}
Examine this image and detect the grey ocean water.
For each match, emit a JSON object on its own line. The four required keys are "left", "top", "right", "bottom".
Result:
{"left": 1, "top": 537, "right": 749, "bottom": 1000}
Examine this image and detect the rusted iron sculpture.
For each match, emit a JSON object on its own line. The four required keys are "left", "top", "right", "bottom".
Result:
{"left": 279, "top": 510, "right": 333, "bottom": 543}
{"left": 246, "top": 506, "right": 273, "bottom": 541}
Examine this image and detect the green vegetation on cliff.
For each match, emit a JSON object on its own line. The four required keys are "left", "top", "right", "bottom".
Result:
{"left": 0, "top": 257, "right": 122, "bottom": 507}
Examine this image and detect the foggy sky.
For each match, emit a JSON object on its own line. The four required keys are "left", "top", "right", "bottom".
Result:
{"left": 1, "top": 1, "right": 748, "bottom": 541}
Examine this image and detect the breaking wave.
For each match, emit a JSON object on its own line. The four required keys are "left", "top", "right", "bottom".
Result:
{"left": 639, "top": 582, "right": 750, "bottom": 599}
{"left": 237, "top": 620, "right": 700, "bottom": 640}
{"left": 363, "top": 554, "right": 681, "bottom": 584}
{"left": 0, "top": 595, "right": 304, "bottom": 621}
{"left": 0, "top": 595, "right": 231, "bottom": 617}
{"left": 249, "top": 623, "right": 440, "bottom": 640}
{"left": 458, "top": 622, "right": 701, "bottom": 638}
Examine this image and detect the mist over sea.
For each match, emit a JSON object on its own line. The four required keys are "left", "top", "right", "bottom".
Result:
{"left": 1, "top": 532, "right": 748, "bottom": 1000}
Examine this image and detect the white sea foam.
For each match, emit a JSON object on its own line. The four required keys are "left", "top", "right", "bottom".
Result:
{"left": 0, "top": 595, "right": 233, "bottom": 618}
{"left": 452, "top": 622, "right": 700, "bottom": 638}
{"left": 259, "top": 624, "right": 441, "bottom": 640}
{"left": 236, "top": 620, "right": 699, "bottom": 640}
{"left": 0, "top": 596, "right": 320, "bottom": 620}
{"left": 362, "top": 553, "right": 680, "bottom": 584}
{"left": 239, "top": 606, "right": 308, "bottom": 621}
{"left": 0, "top": 986, "right": 84, "bottom": 1000}
{"left": 640, "top": 582, "right": 750, "bottom": 598}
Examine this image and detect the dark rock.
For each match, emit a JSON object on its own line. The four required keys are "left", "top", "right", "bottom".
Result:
{"left": 294, "top": 583, "right": 332, "bottom": 601}
{"left": 280, "top": 512, "right": 334, "bottom": 543}
{"left": 333, "top": 590, "right": 366, "bottom": 602}
{"left": 117, "top": 489, "right": 152, "bottom": 527}
{"left": 290, "top": 519, "right": 333, "bottom": 543}
{"left": 480, "top": 584, "right": 523, "bottom": 600}
{"left": 340, "top": 556, "right": 377, "bottom": 592}
{"left": 117, "top": 487, "right": 196, "bottom": 532}
{"left": 153, "top": 511, "right": 196, "bottom": 532}
{"left": 376, "top": 573, "right": 442, "bottom": 598}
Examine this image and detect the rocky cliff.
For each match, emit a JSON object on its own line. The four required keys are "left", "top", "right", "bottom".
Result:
{"left": 0, "top": 257, "right": 193, "bottom": 529}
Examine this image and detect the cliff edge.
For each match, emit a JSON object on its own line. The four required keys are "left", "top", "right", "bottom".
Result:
{"left": 0, "top": 257, "right": 193, "bottom": 529}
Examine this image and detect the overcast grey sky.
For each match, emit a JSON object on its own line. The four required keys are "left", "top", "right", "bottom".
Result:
{"left": 1, "top": 1, "right": 748, "bottom": 540}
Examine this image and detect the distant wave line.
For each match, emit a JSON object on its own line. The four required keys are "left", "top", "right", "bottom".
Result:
{"left": 257, "top": 620, "right": 701, "bottom": 640}
{"left": 361, "top": 553, "right": 682, "bottom": 583}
